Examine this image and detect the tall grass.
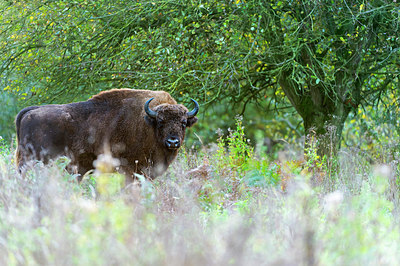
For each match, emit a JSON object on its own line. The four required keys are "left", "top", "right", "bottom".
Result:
{"left": 1, "top": 124, "right": 400, "bottom": 265}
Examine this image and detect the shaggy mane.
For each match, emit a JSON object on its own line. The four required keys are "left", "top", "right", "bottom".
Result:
{"left": 90, "top": 89, "right": 136, "bottom": 102}
{"left": 90, "top": 89, "right": 176, "bottom": 105}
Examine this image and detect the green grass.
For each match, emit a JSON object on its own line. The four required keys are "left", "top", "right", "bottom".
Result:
{"left": 1, "top": 130, "right": 400, "bottom": 265}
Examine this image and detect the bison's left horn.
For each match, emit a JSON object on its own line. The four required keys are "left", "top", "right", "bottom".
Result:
{"left": 144, "top": 98, "right": 158, "bottom": 118}
{"left": 187, "top": 99, "right": 199, "bottom": 118}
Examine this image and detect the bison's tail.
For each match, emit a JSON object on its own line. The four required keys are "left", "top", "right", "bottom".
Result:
{"left": 15, "top": 106, "right": 39, "bottom": 173}
{"left": 15, "top": 145, "right": 22, "bottom": 172}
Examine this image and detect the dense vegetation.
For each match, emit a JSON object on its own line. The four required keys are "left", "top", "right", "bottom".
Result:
{"left": 1, "top": 0, "right": 400, "bottom": 264}
{"left": 1, "top": 122, "right": 400, "bottom": 265}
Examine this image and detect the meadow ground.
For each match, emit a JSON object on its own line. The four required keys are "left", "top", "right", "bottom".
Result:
{"left": 1, "top": 128, "right": 400, "bottom": 266}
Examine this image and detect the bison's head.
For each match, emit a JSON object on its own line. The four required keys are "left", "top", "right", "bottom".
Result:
{"left": 144, "top": 98, "right": 199, "bottom": 150}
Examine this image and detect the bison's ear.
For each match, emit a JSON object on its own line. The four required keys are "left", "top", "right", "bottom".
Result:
{"left": 144, "top": 115, "right": 156, "bottom": 126}
{"left": 186, "top": 117, "right": 198, "bottom": 128}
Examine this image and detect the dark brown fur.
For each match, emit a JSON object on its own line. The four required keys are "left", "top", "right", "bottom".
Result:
{"left": 15, "top": 89, "right": 198, "bottom": 181}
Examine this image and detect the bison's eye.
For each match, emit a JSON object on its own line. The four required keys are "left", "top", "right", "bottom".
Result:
{"left": 181, "top": 121, "right": 187, "bottom": 128}
{"left": 157, "top": 120, "right": 165, "bottom": 129}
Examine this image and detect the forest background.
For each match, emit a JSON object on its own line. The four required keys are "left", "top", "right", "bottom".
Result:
{"left": 0, "top": 1, "right": 400, "bottom": 265}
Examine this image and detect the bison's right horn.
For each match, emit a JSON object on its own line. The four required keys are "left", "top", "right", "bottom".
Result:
{"left": 144, "top": 98, "right": 158, "bottom": 118}
{"left": 187, "top": 99, "right": 199, "bottom": 118}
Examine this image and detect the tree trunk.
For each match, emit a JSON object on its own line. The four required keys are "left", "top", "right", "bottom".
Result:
{"left": 278, "top": 71, "right": 352, "bottom": 159}
{"left": 302, "top": 105, "right": 350, "bottom": 159}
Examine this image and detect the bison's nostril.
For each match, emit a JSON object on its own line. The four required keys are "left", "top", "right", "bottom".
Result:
{"left": 166, "top": 138, "right": 180, "bottom": 149}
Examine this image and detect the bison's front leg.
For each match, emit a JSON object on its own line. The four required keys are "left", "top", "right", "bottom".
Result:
{"left": 118, "top": 165, "right": 156, "bottom": 185}
{"left": 115, "top": 165, "right": 136, "bottom": 184}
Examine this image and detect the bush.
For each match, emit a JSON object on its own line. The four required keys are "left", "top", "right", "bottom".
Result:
{"left": 0, "top": 92, "right": 18, "bottom": 142}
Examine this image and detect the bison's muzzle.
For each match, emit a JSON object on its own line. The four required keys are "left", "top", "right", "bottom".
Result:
{"left": 166, "top": 137, "right": 181, "bottom": 150}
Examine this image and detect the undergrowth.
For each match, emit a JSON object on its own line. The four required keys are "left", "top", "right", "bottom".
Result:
{"left": 1, "top": 120, "right": 400, "bottom": 265}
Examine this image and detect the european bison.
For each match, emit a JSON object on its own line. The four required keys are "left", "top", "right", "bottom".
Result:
{"left": 15, "top": 89, "right": 199, "bottom": 180}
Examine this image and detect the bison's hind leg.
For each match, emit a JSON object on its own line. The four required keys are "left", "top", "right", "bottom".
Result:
{"left": 15, "top": 144, "right": 59, "bottom": 178}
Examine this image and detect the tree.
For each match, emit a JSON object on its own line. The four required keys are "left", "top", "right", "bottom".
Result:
{"left": 1, "top": 0, "right": 399, "bottom": 156}
{"left": 259, "top": 0, "right": 400, "bottom": 156}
